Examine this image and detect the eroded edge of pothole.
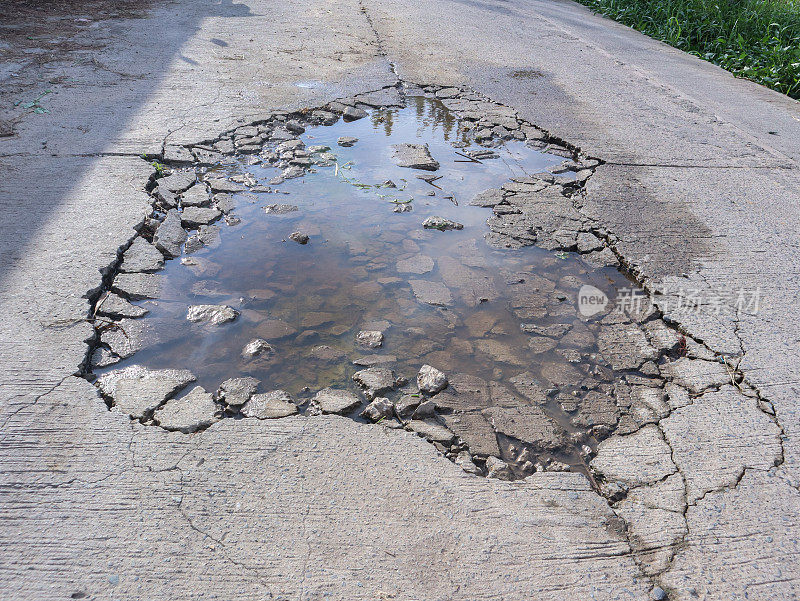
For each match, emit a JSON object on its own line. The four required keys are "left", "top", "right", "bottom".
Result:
{"left": 77, "top": 81, "right": 787, "bottom": 591}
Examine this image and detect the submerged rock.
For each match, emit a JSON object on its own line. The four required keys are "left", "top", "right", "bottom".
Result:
{"left": 409, "top": 279, "right": 453, "bottom": 306}
{"left": 337, "top": 136, "right": 358, "bottom": 147}
{"left": 417, "top": 364, "right": 448, "bottom": 394}
{"left": 289, "top": 231, "right": 309, "bottom": 244}
{"left": 241, "top": 390, "right": 297, "bottom": 419}
{"left": 186, "top": 304, "right": 239, "bottom": 325}
{"left": 355, "top": 330, "right": 384, "bottom": 348}
{"left": 241, "top": 338, "right": 273, "bottom": 359}
{"left": 391, "top": 143, "right": 440, "bottom": 171}
{"left": 153, "top": 386, "right": 219, "bottom": 433}
{"left": 422, "top": 216, "right": 463, "bottom": 231}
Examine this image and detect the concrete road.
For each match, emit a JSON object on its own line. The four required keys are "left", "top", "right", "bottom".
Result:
{"left": 0, "top": 0, "right": 798, "bottom": 599}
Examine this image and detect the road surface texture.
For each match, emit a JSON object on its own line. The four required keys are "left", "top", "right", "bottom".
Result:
{"left": 0, "top": 0, "right": 798, "bottom": 599}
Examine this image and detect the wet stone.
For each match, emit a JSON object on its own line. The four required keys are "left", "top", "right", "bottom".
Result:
{"left": 186, "top": 304, "right": 238, "bottom": 325}
{"left": 337, "top": 136, "right": 358, "bottom": 147}
{"left": 342, "top": 106, "right": 367, "bottom": 121}
{"left": 242, "top": 338, "right": 273, "bottom": 359}
{"left": 422, "top": 216, "right": 463, "bottom": 231}
{"left": 353, "top": 367, "right": 402, "bottom": 396}
{"left": 153, "top": 209, "right": 187, "bottom": 258}
{"left": 153, "top": 386, "right": 219, "bottom": 433}
{"left": 355, "top": 330, "right": 383, "bottom": 348}
{"left": 216, "top": 376, "right": 260, "bottom": 407}
{"left": 289, "top": 232, "right": 309, "bottom": 244}
{"left": 361, "top": 397, "right": 394, "bottom": 422}
{"left": 391, "top": 143, "right": 440, "bottom": 171}
{"left": 417, "top": 364, "right": 448, "bottom": 394}
{"left": 181, "top": 206, "right": 222, "bottom": 227}
{"left": 241, "top": 390, "right": 297, "bottom": 419}
{"left": 312, "top": 388, "right": 362, "bottom": 414}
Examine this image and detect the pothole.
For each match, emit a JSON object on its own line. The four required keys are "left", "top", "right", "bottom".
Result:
{"left": 84, "top": 83, "right": 721, "bottom": 483}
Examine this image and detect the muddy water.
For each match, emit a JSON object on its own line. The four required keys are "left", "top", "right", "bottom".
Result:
{"left": 112, "top": 97, "right": 636, "bottom": 472}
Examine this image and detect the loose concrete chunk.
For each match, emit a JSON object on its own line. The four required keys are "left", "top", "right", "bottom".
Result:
{"left": 407, "top": 419, "right": 455, "bottom": 444}
{"left": 576, "top": 232, "right": 603, "bottom": 253}
{"left": 337, "top": 136, "right": 358, "bottom": 147}
{"left": 153, "top": 386, "right": 219, "bottom": 433}
{"left": 206, "top": 178, "right": 245, "bottom": 193}
{"left": 483, "top": 406, "right": 566, "bottom": 451}
{"left": 186, "top": 304, "right": 238, "bottom": 325}
{"left": 391, "top": 143, "right": 440, "bottom": 171}
{"left": 590, "top": 425, "right": 676, "bottom": 487}
{"left": 409, "top": 279, "right": 453, "bottom": 306}
{"left": 289, "top": 231, "right": 309, "bottom": 244}
{"left": 96, "top": 365, "right": 196, "bottom": 419}
{"left": 119, "top": 238, "right": 165, "bottom": 273}
{"left": 312, "top": 388, "right": 362, "bottom": 414}
{"left": 662, "top": 357, "right": 731, "bottom": 394}
{"left": 361, "top": 397, "right": 394, "bottom": 422}
{"left": 95, "top": 292, "right": 148, "bottom": 319}
{"left": 342, "top": 106, "right": 367, "bottom": 121}
{"left": 181, "top": 206, "right": 222, "bottom": 227}
{"left": 242, "top": 338, "right": 273, "bottom": 359}
{"left": 660, "top": 385, "right": 782, "bottom": 502}
{"left": 217, "top": 377, "right": 260, "bottom": 407}
{"left": 355, "top": 330, "right": 383, "bottom": 348}
{"left": 157, "top": 171, "right": 195, "bottom": 193}
{"left": 112, "top": 272, "right": 162, "bottom": 300}
{"left": 455, "top": 451, "right": 482, "bottom": 475}
{"left": 153, "top": 209, "right": 187, "bottom": 258}
{"left": 486, "top": 456, "right": 514, "bottom": 480}
{"left": 422, "top": 216, "right": 463, "bottom": 230}
{"left": 241, "top": 390, "right": 297, "bottom": 419}
{"left": 352, "top": 367, "right": 401, "bottom": 395}
{"left": 181, "top": 183, "right": 212, "bottom": 207}
{"left": 417, "top": 364, "right": 448, "bottom": 394}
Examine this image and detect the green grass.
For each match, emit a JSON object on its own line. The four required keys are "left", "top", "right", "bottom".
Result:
{"left": 575, "top": 0, "right": 800, "bottom": 99}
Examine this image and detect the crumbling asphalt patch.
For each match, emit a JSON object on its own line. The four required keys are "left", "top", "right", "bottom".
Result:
{"left": 80, "top": 82, "right": 785, "bottom": 586}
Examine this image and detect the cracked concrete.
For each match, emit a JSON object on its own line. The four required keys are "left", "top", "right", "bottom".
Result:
{"left": 2, "top": 0, "right": 799, "bottom": 598}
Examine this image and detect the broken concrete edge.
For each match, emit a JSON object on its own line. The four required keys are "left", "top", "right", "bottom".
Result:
{"left": 74, "top": 80, "right": 785, "bottom": 589}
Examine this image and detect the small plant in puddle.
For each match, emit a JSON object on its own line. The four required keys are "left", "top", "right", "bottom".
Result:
{"left": 14, "top": 89, "right": 52, "bottom": 114}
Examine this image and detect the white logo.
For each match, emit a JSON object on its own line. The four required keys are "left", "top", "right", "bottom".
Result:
{"left": 577, "top": 285, "right": 608, "bottom": 317}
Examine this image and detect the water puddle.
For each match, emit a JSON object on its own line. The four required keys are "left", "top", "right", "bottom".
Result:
{"left": 94, "top": 93, "right": 656, "bottom": 479}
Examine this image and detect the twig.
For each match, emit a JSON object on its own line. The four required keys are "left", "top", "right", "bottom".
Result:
{"left": 454, "top": 150, "right": 481, "bottom": 164}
